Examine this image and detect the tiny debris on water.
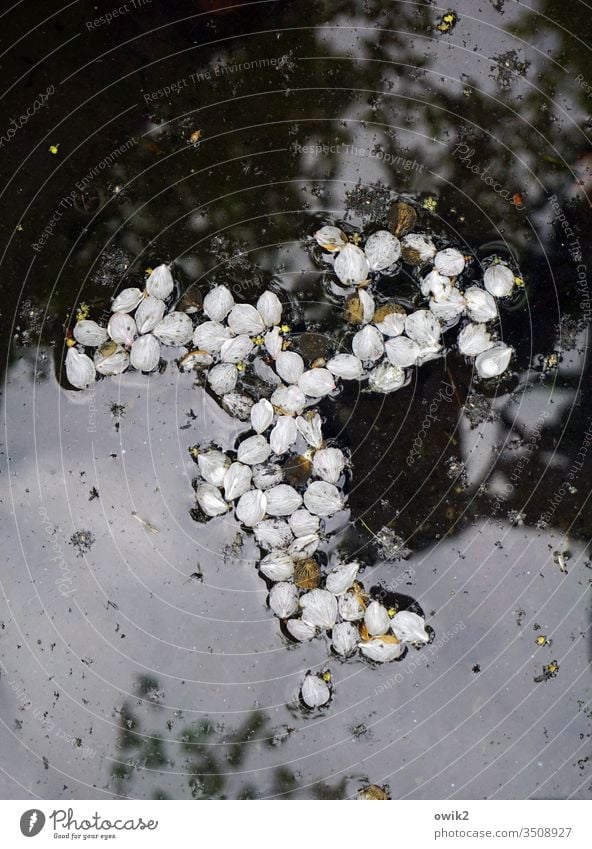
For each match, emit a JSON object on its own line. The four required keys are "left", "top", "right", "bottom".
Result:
{"left": 132, "top": 513, "right": 159, "bottom": 534}
{"left": 375, "top": 526, "right": 411, "bottom": 560}
{"left": 69, "top": 530, "right": 95, "bottom": 556}
{"left": 534, "top": 660, "right": 560, "bottom": 683}
{"left": 436, "top": 11, "right": 458, "bottom": 34}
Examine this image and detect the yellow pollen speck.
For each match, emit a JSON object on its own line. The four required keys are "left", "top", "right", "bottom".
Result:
{"left": 535, "top": 635, "right": 548, "bottom": 646}
{"left": 387, "top": 607, "right": 397, "bottom": 618}
{"left": 252, "top": 335, "right": 265, "bottom": 346}
{"left": 49, "top": 144, "right": 59, "bottom": 155}
{"left": 66, "top": 337, "right": 76, "bottom": 347}
{"left": 280, "top": 324, "right": 290, "bottom": 333}
{"left": 76, "top": 303, "right": 90, "bottom": 322}
{"left": 514, "top": 276, "right": 524, "bottom": 287}
{"left": 322, "top": 671, "right": 331, "bottom": 683}
{"left": 236, "top": 362, "right": 246, "bottom": 371}
{"left": 422, "top": 196, "right": 438, "bottom": 213}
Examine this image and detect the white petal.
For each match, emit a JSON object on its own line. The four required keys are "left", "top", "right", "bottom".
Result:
{"left": 405, "top": 310, "right": 441, "bottom": 347}
{"left": 475, "top": 342, "right": 512, "bottom": 378}
{"left": 339, "top": 590, "right": 365, "bottom": 621}
{"left": 130, "top": 334, "right": 160, "bottom": 371}
{"left": 434, "top": 247, "right": 465, "bottom": 277}
{"left": 112, "top": 287, "right": 143, "bottom": 313}
{"left": 146, "top": 264, "right": 174, "bottom": 299}
{"left": 286, "top": 619, "right": 316, "bottom": 641}
{"left": 421, "top": 269, "right": 452, "bottom": 300}
{"left": 484, "top": 264, "right": 514, "bottom": 297}
{"left": 237, "top": 435, "right": 272, "bottom": 466}
{"left": 416, "top": 345, "right": 443, "bottom": 366}
{"left": 108, "top": 312, "right": 137, "bottom": 346}
{"left": 179, "top": 349, "right": 214, "bottom": 371}
{"left": 332, "top": 622, "right": 359, "bottom": 657}
{"left": 192, "top": 321, "right": 233, "bottom": 354}
{"left": 295, "top": 411, "right": 323, "bottom": 448}
{"left": 325, "top": 561, "right": 359, "bottom": 595}
{"left": 196, "top": 483, "right": 228, "bottom": 517}
{"left": 458, "top": 323, "right": 494, "bottom": 357}
{"left": 391, "top": 610, "right": 429, "bottom": 644}
{"left": 465, "top": 286, "right": 498, "bottom": 323}
{"left": 298, "top": 368, "right": 335, "bottom": 398}
{"left": 223, "top": 462, "right": 252, "bottom": 500}
{"left": 352, "top": 325, "right": 384, "bottom": 362}
{"left": 271, "top": 384, "right": 306, "bottom": 415}
{"left": 314, "top": 225, "right": 348, "bottom": 252}
{"left": 203, "top": 285, "right": 234, "bottom": 321}
{"left": 269, "top": 582, "right": 299, "bottom": 618}
{"left": 259, "top": 549, "right": 295, "bottom": 581}
{"left": 313, "top": 447, "right": 345, "bottom": 484}
{"left": 265, "top": 484, "right": 303, "bottom": 516}
{"left": 254, "top": 521, "right": 293, "bottom": 551}
{"left": 222, "top": 393, "right": 253, "bottom": 421}
{"left": 269, "top": 416, "right": 298, "bottom": 455}
{"left": 198, "top": 449, "right": 229, "bottom": 487}
{"left": 251, "top": 398, "right": 274, "bottom": 434}
{"left": 429, "top": 288, "right": 466, "bottom": 322}
{"left": 257, "top": 290, "right": 283, "bottom": 326}
{"left": 365, "top": 601, "right": 390, "bottom": 635}
{"left": 135, "top": 296, "right": 166, "bottom": 334}
{"left": 66, "top": 348, "right": 96, "bottom": 389}
{"left": 401, "top": 233, "right": 436, "bottom": 264}
{"left": 384, "top": 336, "right": 420, "bottom": 368}
{"left": 334, "top": 243, "right": 370, "bottom": 286}
{"left": 288, "top": 533, "right": 320, "bottom": 560}
{"left": 220, "top": 334, "right": 254, "bottom": 363}
{"left": 327, "top": 354, "right": 364, "bottom": 380}
{"left": 358, "top": 289, "right": 376, "bottom": 323}
{"left": 73, "top": 320, "right": 108, "bottom": 347}
{"left": 301, "top": 674, "right": 330, "bottom": 707}
{"left": 94, "top": 345, "right": 129, "bottom": 376}
{"left": 207, "top": 363, "right": 238, "bottom": 395}
{"left": 359, "top": 638, "right": 404, "bottom": 662}
{"left": 275, "top": 351, "right": 305, "bottom": 384}
{"left": 364, "top": 230, "right": 401, "bottom": 270}
{"left": 289, "top": 509, "right": 320, "bottom": 538}
{"left": 367, "top": 361, "right": 405, "bottom": 393}
{"left": 304, "top": 481, "right": 345, "bottom": 517}
{"left": 236, "top": 489, "right": 267, "bottom": 526}
{"left": 264, "top": 326, "right": 283, "bottom": 359}
{"left": 252, "top": 462, "right": 284, "bottom": 490}
{"left": 300, "top": 589, "right": 338, "bottom": 629}
{"left": 227, "top": 303, "right": 265, "bottom": 335}
{"left": 153, "top": 312, "right": 193, "bottom": 346}
{"left": 374, "top": 308, "right": 406, "bottom": 337}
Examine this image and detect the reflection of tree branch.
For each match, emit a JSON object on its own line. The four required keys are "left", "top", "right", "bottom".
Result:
{"left": 110, "top": 678, "right": 348, "bottom": 799}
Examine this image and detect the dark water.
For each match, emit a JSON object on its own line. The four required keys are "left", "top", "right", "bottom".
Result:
{"left": 1, "top": 0, "right": 591, "bottom": 799}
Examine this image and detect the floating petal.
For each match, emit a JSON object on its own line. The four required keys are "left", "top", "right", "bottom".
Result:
{"left": 203, "top": 285, "right": 234, "bottom": 321}
{"left": 236, "top": 489, "right": 267, "bottom": 526}
{"left": 334, "top": 243, "right": 370, "bottom": 286}
{"left": 364, "top": 230, "right": 401, "bottom": 270}
{"left": 304, "top": 481, "right": 345, "bottom": 517}
{"left": 66, "top": 348, "right": 96, "bottom": 389}
{"left": 146, "top": 264, "right": 174, "bottom": 299}
{"left": 130, "top": 334, "right": 160, "bottom": 371}
{"left": 73, "top": 320, "right": 107, "bottom": 347}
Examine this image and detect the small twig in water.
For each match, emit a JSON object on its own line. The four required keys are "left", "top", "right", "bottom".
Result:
{"left": 132, "top": 512, "right": 159, "bottom": 534}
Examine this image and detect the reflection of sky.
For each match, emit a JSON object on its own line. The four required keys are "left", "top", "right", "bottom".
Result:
{"left": 1, "top": 354, "right": 590, "bottom": 799}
